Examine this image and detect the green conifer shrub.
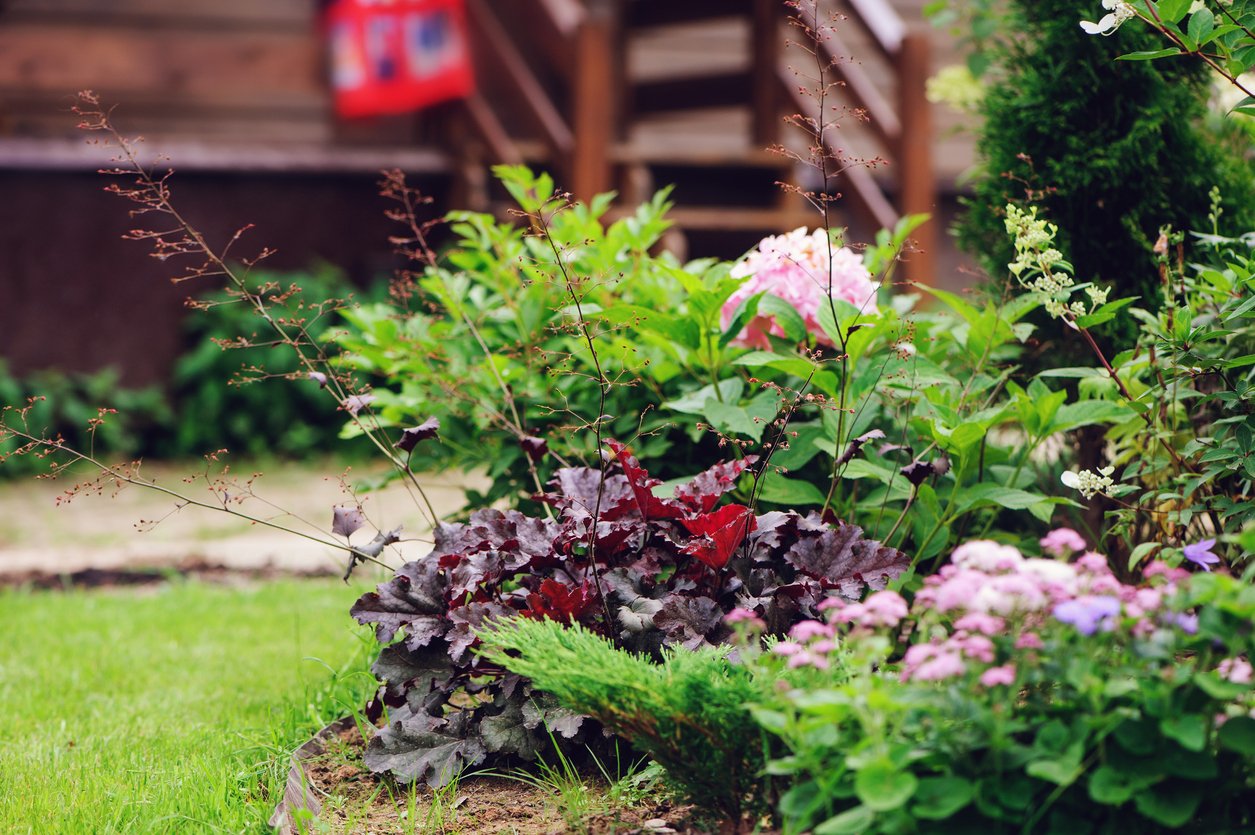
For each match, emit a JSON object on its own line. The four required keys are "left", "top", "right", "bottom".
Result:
{"left": 957, "top": 0, "right": 1255, "bottom": 349}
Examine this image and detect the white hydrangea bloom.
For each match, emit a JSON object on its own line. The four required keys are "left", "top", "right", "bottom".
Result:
{"left": 1081, "top": 0, "right": 1137, "bottom": 36}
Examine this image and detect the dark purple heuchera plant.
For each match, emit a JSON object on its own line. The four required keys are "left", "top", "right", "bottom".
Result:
{"left": 351, "top": 439, "right": 909, "bottom": 785}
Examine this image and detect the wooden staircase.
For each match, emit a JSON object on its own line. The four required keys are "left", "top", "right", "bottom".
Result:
{"left": 454, "top": 0, "right": 937, "bottom": 282}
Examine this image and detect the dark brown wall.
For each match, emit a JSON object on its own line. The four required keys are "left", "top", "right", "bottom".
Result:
{"left": 0, "top": 168, "right": 449, "bottom": 386}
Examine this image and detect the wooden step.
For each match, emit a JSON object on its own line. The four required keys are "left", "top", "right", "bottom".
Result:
{"left": 623, "top": 0, "right": 754, "bottom": 28}
{"left": 665, "top": 206, "right": 816, "bottom": 232}
{"left": 611, "top": 143, "right": 790, "bottom": 170}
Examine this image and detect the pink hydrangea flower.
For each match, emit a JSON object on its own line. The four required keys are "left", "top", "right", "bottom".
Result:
{"left": 722, "top": 227, "right": 877, "bottom": 348}
{"left": 980, "top": 664, "right": 1017, "bottom": 687}
{"left": 1039, "top": 527, "right": 1087, "bottom": 557}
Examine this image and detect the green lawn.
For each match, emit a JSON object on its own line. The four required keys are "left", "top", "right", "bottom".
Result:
{"left": 0, "top": 579, "right": 378, "bottom": 834}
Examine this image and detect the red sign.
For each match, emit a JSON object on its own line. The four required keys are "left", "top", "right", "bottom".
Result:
{"left": 325, "top": 0, "right": 475, "bottom": 119}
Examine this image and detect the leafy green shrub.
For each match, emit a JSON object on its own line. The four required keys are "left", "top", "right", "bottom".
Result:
{"left": 956, "top": 0, "right": 1255, "bottom": 350}
{"left": 0, "top": 361, "right": 169, "bottom": 477}
{"left": 168, "top": 264, "right": 385, "bottom": 459}
{"left": 481, "top": 538, "right": 1255, "bottom": 833}
{"left": 1000, "top": 198, "right": 1255, "bottom": 566}
{"left": 337, "top": 167, "right": 687, "bottom": 510}
{"left": 753, "top": 543, "right": 1255, "bottom": 833}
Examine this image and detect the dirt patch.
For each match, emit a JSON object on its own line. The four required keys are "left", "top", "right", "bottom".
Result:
{"left": 292, "top": 723, "right": 701, "bottom": 835}
{"left": 0, "top": 556, "right": 337, "bottom": 590}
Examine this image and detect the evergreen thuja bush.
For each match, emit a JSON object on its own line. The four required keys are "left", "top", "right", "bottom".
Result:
{"left": 957, "top": 0, "right": 1255, "bottom": 349}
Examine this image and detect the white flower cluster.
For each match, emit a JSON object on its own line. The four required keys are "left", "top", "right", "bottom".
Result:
{"left": 1004, "top": 203, "right": 1112, "bottom": 323}
{"left": 1061, "top": 466, "right": 1117, "bottom": 499}
{"left": 1080, "top": 0, "right": 1137, "bottom": 36}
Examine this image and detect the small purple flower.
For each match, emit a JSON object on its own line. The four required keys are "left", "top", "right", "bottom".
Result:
{"left": 308, "top": 371, "right": 328, "bottom": 388}
{"left": 1053, "top": 595, "right": 1121, "bottom": 635}
{"left": 1182, "top": 538, "right": 1220, "bottom": 572}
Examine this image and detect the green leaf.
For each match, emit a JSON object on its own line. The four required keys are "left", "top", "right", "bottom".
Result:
{"left": 854, "top": 761, "right": 917, "bottom": 812}
{"left": 1187, "top": 7, "right": 1214, "bottom": 44}
{"left": 732, "top": 350, "right": 819, "bottom": 380}
{"left": 1050, "top": 399, "right": 1136, "bottom": 432}
{"left": 1218, "top": 715, "right": 1255, "bottom": 755}
{"left": 664, "top": 379, "right": 744, "bottom": 415}
{"left": 720, "top": 291, "right": 765, "bottom": 349}
{"left": 1088, "top": 766, "right": 1136, "bottom": 805}
{"left": 1026, "top": 757, "right": 1082, "bottom": 786}
{"left": 1158, "top": 0, "right": 1192, "bottom": 24}
{"left": 1160, "top": 714, "right": 1208, "bottom": 752}
{"left": 759, "top": 294, "right": 809, "bottom": 343}
{"left": 1117, "top": 48, "right": 1184, "bottom": 61}
{"left": 754, "top": 472, "right": 827, "bottom": 506}
{"left": 956, "top": 483, "right": 1049, "bottom": 513}
{"left": 815, "top": 805, "right": 875, "bottom": 834}
{"left": 1075, "top": 297, "right": 1137, "bottom": 329}
{"left": 910, "top": 776, "right": 975, "bottom": 819}
{"left": 1133, "top": 783, "right": 1201, "bottom": 828}
{"left": 704, "top": 399, "right": 762, "bottom": 440}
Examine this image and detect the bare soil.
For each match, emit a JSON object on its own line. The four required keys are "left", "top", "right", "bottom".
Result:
{"left": 299, "top": 725, "right": 700, "bottom": 835}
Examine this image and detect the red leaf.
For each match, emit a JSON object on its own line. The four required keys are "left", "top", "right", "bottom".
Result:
{"left": 679, "top": 504, "right": 757, "bottom": 570}
{"left": 526, "top": 579, "right": 597, "bottom": 622}
{"left": 607, "top": 440, "right": 685, "bottom": 521}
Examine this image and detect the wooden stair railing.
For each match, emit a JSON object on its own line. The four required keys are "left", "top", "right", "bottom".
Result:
{"left": 772, "top": 0, "right": 936, "bottom": 285}
{"left": 454, "top": 0, "right": 935, "bottom": 284}
{"left": 455, "top": 0, "right": 616, "bottom": 206}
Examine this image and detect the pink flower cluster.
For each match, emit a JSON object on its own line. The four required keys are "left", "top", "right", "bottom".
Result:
{"left": 773, "top": 533, "right": 1198, "bottom": 688}
{"left": 722, "top": 227, "right": 877, "bottom": 349}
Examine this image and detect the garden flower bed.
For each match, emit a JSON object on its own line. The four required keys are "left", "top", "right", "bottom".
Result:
{"left": 3, "top": 0, "right": 1255, "bottom": 831}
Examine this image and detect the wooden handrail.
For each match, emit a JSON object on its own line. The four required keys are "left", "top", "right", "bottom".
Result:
{"left": 517, "top": 0, "right": 586, "bottom": 77}
{"left": 775, "top": 0, "right": 936, "bottom": 284}
{"left": 844, "top": 0, "right": 906, "bottom": 58}
{"left": 465, "top": 0, "right": 573, "bottom": 159}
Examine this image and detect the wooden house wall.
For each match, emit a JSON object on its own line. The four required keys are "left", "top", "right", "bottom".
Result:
{"left": 0, "top": 0, "right": 451, "bottom": 386}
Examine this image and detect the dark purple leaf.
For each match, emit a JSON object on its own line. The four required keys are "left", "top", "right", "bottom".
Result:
{"left": 521, "top": 692, "right": 587, "bottom": 739}
{"left": 354, "top": 526, "right": 404, "bottom": 559}
{"left": 479, "top": 699, "right": 541, "bottom": 760}
{"left": 371, "top": 644, "right": 453, "bottom": 703}
{"left": 342, "top": 393, "right": 376, "bottom": 416}
{"left": 836, "top": 429, "right": 886, "bottom": 467}
{"left": 901, "top": 459, "right": 933, "bottom": 486}
{"left": 784, "top": 523, "right": 909, "bottom": 600}
{"left": 364, "top": 705, "right": 487, "bottom": 787}
{"left": 447, "top": 602, "right": 513, "bottom": 663}
{"left": 520, "top": 435, "right": 549, "bottom": 462}
{"left": 654, "top": 596, "right": 726, "bottom": 650}
{"left": 397, "top": 417, "right": 440, "bottom": 452}
{"left": 448, "top": 551, "right": 505, "bottom": 600}
{"left": 351, "top": 558, "right": 448, "bottom": 650}
{"left": 331, "top": 505, "right": 366, "bottom": 538}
